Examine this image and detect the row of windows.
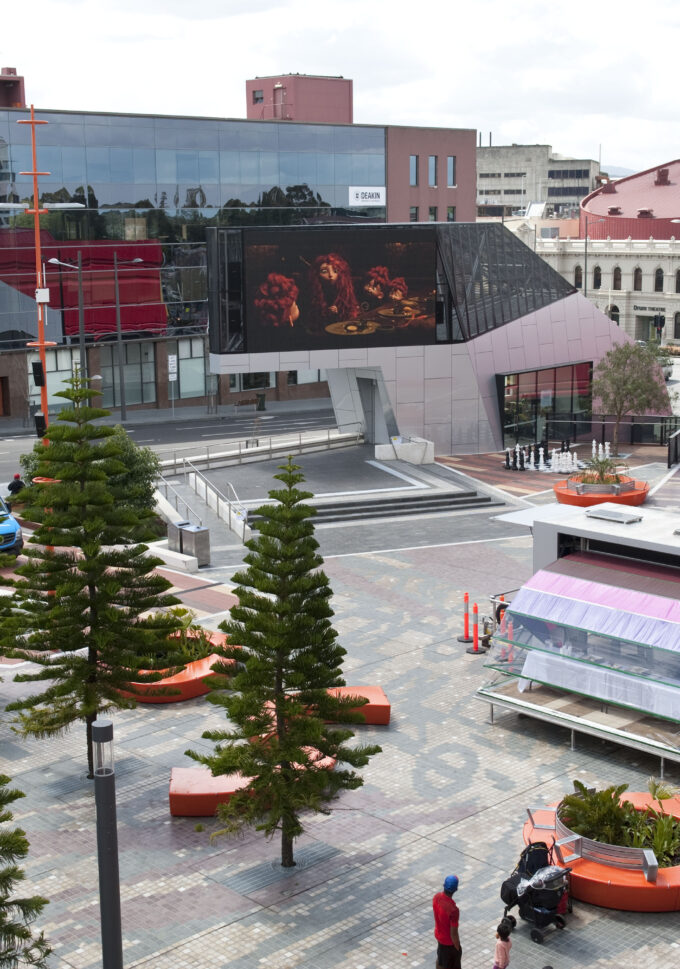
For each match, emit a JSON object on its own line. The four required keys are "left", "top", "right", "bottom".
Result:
{"left": 409, "top": 155, "right": 456, "bottom": 188}
{"left": 478, "top": 172, "right": 526, "bottom": 179}
{"left": 548, "top": 169, "right": 590, "bottom": 179}
{"left": 478, "top": 189, "right": 526, "bottom": 197}
{"left": 2, "top": 144, "right": 385, "bottom": 191}
{"left": 409, "top": 206, "right": 456, "bottom": 222}
{"left": 547, "top": 185, "right": 590, "bottom": 197}
{"left": 574, "top": 265, "right": 680, "bottom": 293}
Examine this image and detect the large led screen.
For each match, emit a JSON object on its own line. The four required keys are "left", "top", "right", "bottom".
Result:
{"left": 244, "top": 227, "right": 437, "bottom": 352}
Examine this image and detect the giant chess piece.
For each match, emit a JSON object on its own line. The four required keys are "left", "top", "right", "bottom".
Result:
{"left": 505, "top": 448, "right": 511, "bottom": 470}
{"left": 538, "top": 447, "right": 545, "bottom": 470}
{"left": 592, "top": 438, "right": 597, "bottom": 459}
{"left": 512, "top": 449, "right": 518, "bottom": 470}
{"left": 519, "top": 449, "right": 525, "bottom": 471}
{"left": 604, "top": 442, "right": 611, "bottom": 459}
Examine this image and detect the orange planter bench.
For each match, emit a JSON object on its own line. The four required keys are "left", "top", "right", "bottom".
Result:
{"left": 169, "top": 749, "right": 337, "bottom": 817}
{"left": 523, "top": 796, "right": 680, "bottom": 912}
{"left": 328, "top": 685, "right": 391, "bottom": 725}
{"left": 124, "top": 632, "right": 232, "bottom": 703}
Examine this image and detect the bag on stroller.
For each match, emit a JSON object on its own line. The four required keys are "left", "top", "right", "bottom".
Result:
{"left": 500, "top": 841, "right": 571, "bottom": 945}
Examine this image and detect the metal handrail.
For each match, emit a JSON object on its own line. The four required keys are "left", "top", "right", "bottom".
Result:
{"left": 157, "top": 424, "right": 363, "bottom": 473}
{"left": 182, "top": 459, "right": 248, "bottom": 541}
{"left": 155, "top": 477, "right": 202, "bottom": 526}
{"left": 668, "top": 428, "right": 680, "bottom": 468}
{"left": 554, "top": 805, "right": 658, "bottom": 880}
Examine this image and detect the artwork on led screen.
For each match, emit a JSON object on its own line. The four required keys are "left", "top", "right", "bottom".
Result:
{"left": 244, "top": 228, "right": 437, "bottom": 352}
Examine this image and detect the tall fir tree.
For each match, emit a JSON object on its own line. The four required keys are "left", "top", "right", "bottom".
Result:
{"left": 1, "top": 375, "right": 184, "bottom": 776}
{"left": 0, "top": 774, "right": 51, "bottom": 968}
{"left": 187, "top": 458, "right": 381, "bottom": 868}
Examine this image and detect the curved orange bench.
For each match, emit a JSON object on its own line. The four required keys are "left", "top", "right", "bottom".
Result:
{"left": 553, "top": 478, "right": 649, "bottom": 507}
{"left": 328, "top": 685, "right": 391, "bottom": 725}
{"left": 169, "top": 750, "right": 337, "bottom": 817}
{"left": 125, "top": 632, "right": 233, "bottom": 703}
{"left": 524, "top": 796, "right": 680, "bottom": 912}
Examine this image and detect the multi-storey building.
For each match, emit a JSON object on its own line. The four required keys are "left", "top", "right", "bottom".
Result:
{"left": 476, "top": 144, "right": 603, "bottom": 219}
{"left": 0, "top": 74, "right": 475, "bottom": 422}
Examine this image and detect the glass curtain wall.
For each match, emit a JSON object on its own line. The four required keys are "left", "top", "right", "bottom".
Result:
{"left": 501, "top": 362, "right": 592, "bottom": 446}
{"left": 99, "top": 341, "right": 156, "bottom": 407}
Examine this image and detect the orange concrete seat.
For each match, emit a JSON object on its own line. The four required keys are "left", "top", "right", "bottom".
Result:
{"left": 125, "top": 632, "right": 234, "bottom": 703}
{"left": 523, "top": 796, "right": 680, "bottom": 912}
{"left": 169, "top": 749, "right": 336, "bottom": 817}
{"left": 328, "top": 685, "right": 391, "bottom": 725}
{"left": 169, "top": 767, "right": 251, "bottom": 816}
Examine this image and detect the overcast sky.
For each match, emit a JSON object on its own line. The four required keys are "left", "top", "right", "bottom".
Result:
{"left": 3, "top": 0, "right": 678, "bottom": 174}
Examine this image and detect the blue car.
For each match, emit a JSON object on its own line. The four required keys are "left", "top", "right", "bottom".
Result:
{"left": 0, "top": 497, "right": 23, "bottom": 556}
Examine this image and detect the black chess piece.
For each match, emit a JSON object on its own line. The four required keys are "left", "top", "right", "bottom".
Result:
{"left": 512, "top": 450, "right": 518, "bottom": 470}
{"left": 519, "top": 450, "right": 525, "bottom": 471}
{"left": 504, "top": 450, "right": 511, "bottom": 470}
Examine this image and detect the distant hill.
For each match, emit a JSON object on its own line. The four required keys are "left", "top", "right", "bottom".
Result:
{"left": 604, "top": 165, "right": 636, "bottom": 178}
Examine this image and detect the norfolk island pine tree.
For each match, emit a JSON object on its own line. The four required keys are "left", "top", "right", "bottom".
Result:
{"left": 0, "top": 374, "right": 185, "bottom": 777}
{"left": 0, "top": 774, "right": 51, "bottom": 969}
{"left": 186, "top": 457, "right": 381, "bottom": 868}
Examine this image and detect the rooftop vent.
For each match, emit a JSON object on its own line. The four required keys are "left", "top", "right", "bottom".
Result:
{"left": 607, "top": 206, "right": 622, "bottom": 215}
{"left": 655, "top": 168, "right": 670, "bottom": 186}
{"left": 637, "top": 208, "right": 654, "bottom": 218}
{"left": 601, "top": 181, "right": 617, "bottom": 194}
{"left": 585, "top": 507, "right": 643, "bottom": 525}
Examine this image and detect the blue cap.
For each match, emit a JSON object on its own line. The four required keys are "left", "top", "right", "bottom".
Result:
{"left": 443, "top": 875, "right": 459, "bottom": 893}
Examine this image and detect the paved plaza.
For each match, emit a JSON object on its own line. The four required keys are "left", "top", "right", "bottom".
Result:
{"left": 1, "top": 444, "right": 680, "bottom": 968}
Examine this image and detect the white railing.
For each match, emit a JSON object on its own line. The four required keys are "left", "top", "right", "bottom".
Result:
{"left": 155, "top": 477, "right": 202, "bottom": 526}
{"left": 183, "top": 460, "right": 250, "bottom": 543}
{"left": 158, "top": 425, "right": 363, "bottom": 473}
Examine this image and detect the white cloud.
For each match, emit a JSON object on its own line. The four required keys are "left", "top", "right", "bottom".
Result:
{"left": 3, "top": 0, "right": 680, "bottom": 170}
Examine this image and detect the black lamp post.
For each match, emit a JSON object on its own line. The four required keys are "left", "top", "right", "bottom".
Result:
{"left": 92, "top": 719, "right": 123, "bottom": 969}
{"left": 113, "top": 254, "right": 142, "bottom": 422}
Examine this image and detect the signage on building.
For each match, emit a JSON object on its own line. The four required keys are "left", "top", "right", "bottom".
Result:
{"left": 168, "top": 354, "right": 178, "bottom": 381}
{"left": 349, "top": 186, "right": 386, "bottom": 207}
{"left": 633, "top": 305, "right": 665, "bottom": 312}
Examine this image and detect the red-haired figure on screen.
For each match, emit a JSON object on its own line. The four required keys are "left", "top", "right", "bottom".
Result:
{"left": 309, "top": 253, "right": 359, "bottom": 323}
{"left": 254, "top": 273, "right": 300, "bottom": 328}
{"left": 388, "top": 276, "right": 408, "bottom": 302}
{"left": 362, "top": 265, "right": 391, "bottom": 308}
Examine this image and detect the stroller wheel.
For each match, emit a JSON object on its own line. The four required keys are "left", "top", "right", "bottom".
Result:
{"left": 555, "top": 915, "right": 566, "bottom": 929}
{"left": 530, "top": 928, "right": 544, "bottom": 944}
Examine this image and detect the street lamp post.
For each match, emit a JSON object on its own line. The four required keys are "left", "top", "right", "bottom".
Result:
{"left": 48, "top": 254, "right": 86, "bottom": 379}
{"left": 113, "top": 255, "right": 142, "bottom": 422}
{"left": 583, "top": 214, "right": 606, "bottom": 299}
{"left": 92, "top": 719, "right": 123, "bottom": 969}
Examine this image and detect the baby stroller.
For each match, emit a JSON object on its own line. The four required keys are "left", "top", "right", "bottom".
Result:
{"left": 500, "top": 841, "right": 571, "bottom": 945}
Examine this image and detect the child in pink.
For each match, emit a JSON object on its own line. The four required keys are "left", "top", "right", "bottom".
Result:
{"left": 493, "top": 921, "right": 512, "bottom": 969}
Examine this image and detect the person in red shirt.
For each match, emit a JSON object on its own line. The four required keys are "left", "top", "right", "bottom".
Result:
{"left": 432, "top": 875, "right": 461, "bottom": 969}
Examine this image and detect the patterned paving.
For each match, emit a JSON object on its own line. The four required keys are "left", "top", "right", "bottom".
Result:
{"left": 2, "top": 528, "right": 679, "bottom": 969}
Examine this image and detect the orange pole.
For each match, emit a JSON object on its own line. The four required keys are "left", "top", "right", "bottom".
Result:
{"left": 463, "top": 591, "right": 469, "bottom": 639}
{"left": 499, "top": 594, "right": 506, "bottom": 634}
{"left": 472, "top": 603, "right": 479, "bottom": 653}
{"left": 18, "top": 105, "right": 51, "bottom": 442}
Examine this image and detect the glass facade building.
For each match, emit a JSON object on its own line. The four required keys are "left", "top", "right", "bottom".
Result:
{"left": 0, "top": 110, "right": 387, "bottom": 349}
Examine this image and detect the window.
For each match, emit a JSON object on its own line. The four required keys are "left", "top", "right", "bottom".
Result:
{"left": 675, "top": 312, "right": 680, "bottom": 340}
{"left": 287, "top": 369, "right": 326, "bottom": 385}
{"left": 447, "top": 156, "right": 456, "bottom": 187}
{"left": 409, "top": 155, "right": 418, "bottom": 187}
{"left": 634, "top": 267, "right": 642, "bottom": 291}
{"left": 252, "top": 89, "right": 264, "bottom": 104}
{"left": 655, "top": 268, "right": 664, "bottom": 292}
{"left": 99, "top": 341, "right": 156, "bottom": 408}
{"left": 446, "top": 206, "right": 456, "bottom": 222}
{"left": 479, "top": 172, "right": 501, "bottom": 178}
{"left": 547, "top": 185, "right": 590, "bottom": 197}
{"left": 168, "top": 336, "right": 206, "bottom": 399}
{"left": 593, "top": 265, "right": 602, "bottom": 290}
{"left": 428, "top": 206, "right": 438, "bottom": 221}
{"left": 608, "top": 305, "right": 620, "bottom": 325}
{"left": 428, "top": 155, "right": 437, "bottom": 187}
{"left": 481, "top": 189, "right": 502, "bottom": 195}
{"left": 574, "top": 265, "right": 583, "bottom": 289}
{"left": 676, "top": 270, "right": 680, "bottom": 293}
{"left": 503, "top": 172, "right": 526, "bottom": 178}
{"left": 504, "top": 189, "right": 525, "bottom": 196}
{"left": 409, "top": 206, "right": 419, "bottom": 222}
{"left": 548, "top": 168, "right": 590, "bottom": 179}
{"left": 613, "top": 266, "right": 622, "bottom": 291}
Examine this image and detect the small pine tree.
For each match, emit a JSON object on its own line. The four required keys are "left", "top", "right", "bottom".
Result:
{"left": 0, "top": 774, "right": 51, "bottom": 968}
{"left": 593, "top": 342, "right": 672, "bottom": 454}
{"left": 186, "top": 458, "right": 381, "bottom": 868}
{"left": 1, "top": 375, "right": 184, "bottom": 776}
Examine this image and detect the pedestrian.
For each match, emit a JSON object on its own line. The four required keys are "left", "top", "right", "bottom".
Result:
{"left": 492, "top": 920, "right": 511, "bottom": 969}
{"left": 432, "top": 874, "right": 461, "bottom": 969}
{"left": 6, "top": 472, "right": 25, "bottom": 510}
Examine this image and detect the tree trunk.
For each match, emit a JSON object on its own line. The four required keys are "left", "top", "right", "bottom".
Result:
{"left": 281, "top": 829, "right": 296, "bottom": 868}
{"left": 86, "top": 712, "right": 95, "bottom": 779}
{"left": 612, "top": 416, "right": 621, "bottom": 456}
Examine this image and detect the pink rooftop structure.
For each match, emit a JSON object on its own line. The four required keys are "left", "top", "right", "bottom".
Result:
{"left": 580, "top": 160, "right": 680, "bottom": 240}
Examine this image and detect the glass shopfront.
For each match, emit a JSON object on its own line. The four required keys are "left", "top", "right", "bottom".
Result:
{"left": 500, "top": 362, "right": 592, "bottom": 446}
